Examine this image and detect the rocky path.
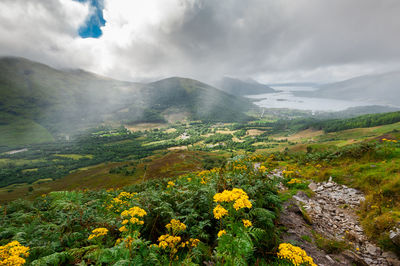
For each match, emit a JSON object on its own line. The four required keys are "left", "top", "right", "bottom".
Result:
{"left": 271, "top": 170, "right": 400, "bottom": 266}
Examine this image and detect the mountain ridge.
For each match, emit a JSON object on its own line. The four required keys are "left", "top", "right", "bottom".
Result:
{"left": 295, "top": 71, "right": 400, "bottom": 106}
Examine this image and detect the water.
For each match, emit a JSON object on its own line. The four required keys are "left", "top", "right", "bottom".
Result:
{"left": 246, "top": 86, "right": 371, "bottom": 112}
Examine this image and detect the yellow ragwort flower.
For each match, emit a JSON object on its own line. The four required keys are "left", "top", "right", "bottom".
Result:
{"left": 0, "top": 241, "right": 30, "bottom": 266}
{"left": 242, "top": 219, "right": 252, "bottom": 227}
{"left": 166, "top": 219, "right": 187, "bottom": 233}
{"left": 277, "top": 243, "right": 317, "bottom": 266}
{"left": 213, "top": 205, "right": 228, "bottom": 219}
{"left": 88, "top": 228, "right": 108, "bottom": 240}
{"left": 217, "top": 230, "right": 227, "bottom": 237}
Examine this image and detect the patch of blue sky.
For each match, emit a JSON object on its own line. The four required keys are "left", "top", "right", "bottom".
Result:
{"left": 74, "top": 0, "right": 105, "bottom": 38}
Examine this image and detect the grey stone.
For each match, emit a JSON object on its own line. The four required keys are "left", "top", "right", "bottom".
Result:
{"left": 308, "top": 182, "right": 318, "bottom": 191}
{"left": 389, "top": 228, "right": 400, "bottom": 246}
{"left": 366, "top": 243, "right": 377, "bottom": 255}
{"left": 383, "top": 251, "right": 398, "bottom": 259}
{"left": 387, "top": 258, "right": 400, "bottom": 266}
{"left": 342, "top": 250, "right": 368, "bottom": 266}
{"left": 325, "top": 182, "right": 334, "bottom": 188}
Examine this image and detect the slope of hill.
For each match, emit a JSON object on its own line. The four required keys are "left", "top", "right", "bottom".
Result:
{"left": 0, "top": 57, "right": 256, "bottom": 146}
{"left": 0, "top": 57, "right": 142, "bottom": 135}
{"left": 309, "top": 110, "right": 400, "bottom": 132}
{"left": 144, "top": 77, "right": 255, "bottom": 122}
{"left": 297, "top": 71, "right": 400, "bottom": 106}
{"left": 216, "top": 77, "right": 276, "bottom": 95}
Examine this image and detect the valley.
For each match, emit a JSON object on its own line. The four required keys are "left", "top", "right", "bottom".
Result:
{"left": 1, "top": 111, "right": 400, "bottom": 264}
{"left": 1, "top": 58, "right": 400, "bottom": 265}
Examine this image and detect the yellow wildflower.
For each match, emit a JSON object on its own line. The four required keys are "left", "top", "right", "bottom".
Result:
{"left": 167, "top": 181, "right": 175, "bottom": 188}
{"left": 233, "top": 197, "right": 252, "bottom": 210}
{"left": 287, "top": 178, "right": 302, "bottom": 184}
{"left": 213, "top": 205, "right": 228, "bottom": 219}
{"left": 189, "top": 238, "right": 200, "bottom": 247}
{"left": 119, "top": 226, "right": 128, "bottom": 232}
{"left": 242, "top": 219, "right": 252, "bottom": 227}
{"left": 121, "top": 206, "right": 147, "bottom": 218}
{"left": 277, "top": 243, "right": 317, "bottom": 266}
{"left": 166, "top": 219, "right": 187, "bottom": 233}
{"left": 259, "top": 165, "right": 267, "bottom": 173}
{"left": 88, "top": 228, "right": 108, "bottom": 240}
{"left": 217, "top": 230, "right": 227, "bottom": 237}
{"left": 0, "top": 241, "right": 30, "bottom": 266}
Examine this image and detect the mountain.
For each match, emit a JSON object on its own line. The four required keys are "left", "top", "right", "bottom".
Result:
{"left": 0, "top": 57, "right": 143, "bottom": 137}
{"left": 296, "top": 71, "right": 400, "bottom": 106}
{"left": 144, "top": 77, "right": 254, "bottom": 122}
{"left": 0, "top": 57, "right": 255, "bottom": 145}
{"left": 216, "top": 77, "right": 276, "bottom": 95}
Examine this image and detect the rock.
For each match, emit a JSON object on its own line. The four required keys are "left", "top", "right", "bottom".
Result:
{"left": 383, "top": 251, "right": 399, "bottom": 259}
{"left": 293, "top": 195, "right": 307, "bottom": 204}
{"left": 365, "top": 243, "right": 377, "bottom": 255}
{"left": 296, "top": 191, "right": 309, "bottom": 199}
{"left": 287, "top": 200, "right": 302, "bottom": 214}
{"left": 387, "top": 258, "right": 400, "bottom": 266}
{"left": 308, "top": 182, "right": 318, "bottom": 191}
{"left": 364, "top": 258, "right": 373, "bottom": 264}
{"left": 342, "top": 250, "right": 368, "bottom": 266}
{"left": 325, "top": 255, "right": 335, "bottom": 264}
{"left": 325, "top": 182, "right": 334, "bottom": 188}
{"left": 389, "top": 228, "right": 400, "bottom": 246}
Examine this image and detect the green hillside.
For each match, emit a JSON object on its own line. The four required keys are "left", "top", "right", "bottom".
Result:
{"left": 145, "top": 77, "right": 255, "bottom": 122}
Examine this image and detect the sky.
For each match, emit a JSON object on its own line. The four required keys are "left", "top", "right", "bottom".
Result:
{"left": 0, "top": 0, "right": 399, "bottom": 84}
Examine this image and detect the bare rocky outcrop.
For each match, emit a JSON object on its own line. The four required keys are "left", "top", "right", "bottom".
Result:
{"left": 271, "top": 170, "right": 400, "bottom": 266}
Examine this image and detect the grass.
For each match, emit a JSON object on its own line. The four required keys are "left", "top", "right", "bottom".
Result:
{"left": 54, "top": 154, "right": 94, "bottom": 160}
{"left": 0, "top": 158, "right": 45, "bottom": 167}
{"left": 312, "top": 231, "right": 349, "bottom": 254}
{"left": 0, "top": 115, "right": 54, "bottom": 147}
{"left": 0, "top": 150, "right": 227, "bottom": 203}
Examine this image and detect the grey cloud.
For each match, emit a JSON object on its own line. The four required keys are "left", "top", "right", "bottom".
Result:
{"left": 1, "top": 0, "right": 399, "bottom": 83}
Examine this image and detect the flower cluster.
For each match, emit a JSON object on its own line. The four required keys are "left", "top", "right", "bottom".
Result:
{"left": 214, "top": 188, "right": 252, "bottom": 211}
{"left": 282, "top": 170, "right": 295, "bottom": 177}
{"left": 166, "top": 219, "right": 187, "bottom": 234}
{"left": 197, "top": 168, "right": 219, "bottom": 178}
{"left": 382, "top": 138, "right": 398, "bottom": 143}
{"left": 258, "top": 165, "right": 267, "bottom": 173}
{"left": 197, "top": 168, "right": 219, "bottom": 185}
{"left": 106, "top": 191, "right": 136, "bottom": 212}
{"left": 88, "top": 228, "right": 109, "bottom": 240}
{"left": 287, "top": 178, "right": 302, "bottom": 184}
{"left": 158, "top": 235, "right": 182, "bottom": 250}
{"left": 157, "top": 219, "right": 200, "bottom": 261}
{"left": 120, "top": 206, "right": 147, "bottom": 231}
{"left": 0, "top": 241, "right": 30, "bottom": 266}
{"left": 277, "top": 243, "right": 317, "bottom": 266}
{"left": 213, "top": 205, "right": 228, "bottom": 219}
{"left": 167, "top": 181, "right": 175, "bottom": 188}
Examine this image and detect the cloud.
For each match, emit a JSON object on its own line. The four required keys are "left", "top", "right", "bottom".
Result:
{"left": 0, "top": 0, "right": 400, "bottom": 83}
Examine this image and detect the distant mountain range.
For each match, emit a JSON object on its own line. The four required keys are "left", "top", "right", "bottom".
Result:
{"left": 297, "top": 71, "right": 400, "bottom": 107}
{"left": 0, "top": 57, "right": 255, "bottom": 144}
{"left": 216, "top": 77, "right": 276, "bottom": 95}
